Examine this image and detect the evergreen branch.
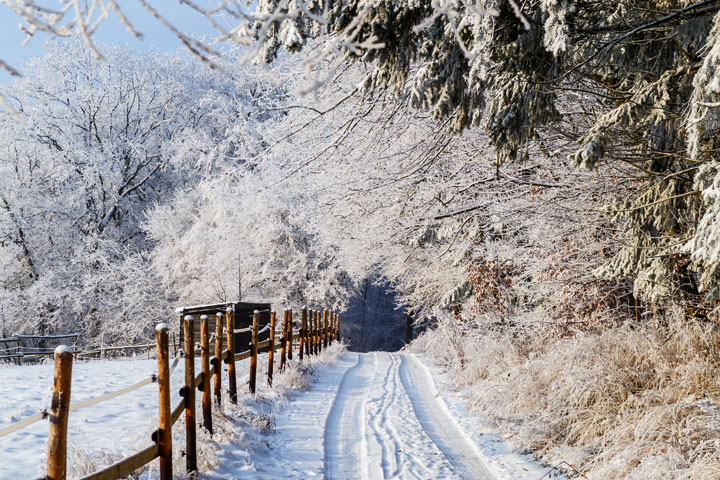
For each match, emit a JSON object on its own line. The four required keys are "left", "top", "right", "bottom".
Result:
{"left": 581, "top": 0, "right": 720, "bottom": 35}
{"left": 600, "top": 0, "right": 720, "bottom": 53}
{"left": 607, "top": 190, "right": 701, "bottom": 214}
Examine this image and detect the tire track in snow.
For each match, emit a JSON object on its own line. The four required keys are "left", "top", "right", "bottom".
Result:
{"left": 366, "top": 352, "right": 398, "bottom": 478}
{"left": 323, "top": 352, "right": 375, "bottom": 480}
{"left": 380, "top": 354, "right": 408, "bottom": 478}
{"left": 365, "top": 353, "right": 457, "bottom": 480}
{"left": 398, "top": 353, "right": 496, "bottom": 480}
{"left": 382, "top": 353, "right": 437, "bottom": 480}
{"left": 366, "top": 353, "right": 410, "bottom": 479}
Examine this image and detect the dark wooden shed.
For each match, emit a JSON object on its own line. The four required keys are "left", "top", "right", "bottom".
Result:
{"left": 175, "top": 301, "right": 271, "bottom": 355}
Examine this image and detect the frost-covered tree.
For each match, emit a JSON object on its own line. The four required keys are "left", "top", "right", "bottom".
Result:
{"left": 8, "top": 0, "right": 720, "bottom": 330}
{"left": 0, "top": 41, "right": 286, "bottom": 344}
{"left": 261, "top": 1, "right": 720, "bottom": 316}
{"left": 256, "top": 62, "right": 626, "bottom": 330}
{"left": 143, "top": 175, "right": 354, "bottom": 311}
{"left": 190, "top": 0, "right": 719, "bottom": 318}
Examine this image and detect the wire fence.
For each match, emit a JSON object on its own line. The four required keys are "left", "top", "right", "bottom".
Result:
{"left": 2, "top": 305, "right": 341, "bottom": 480}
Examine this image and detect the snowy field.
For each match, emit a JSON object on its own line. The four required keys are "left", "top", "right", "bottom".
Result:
{"left": 1, "top": 347, "right": 554, "bottom": 480}
{"left": 0, "top": 356, "right": 181, "bottom": 480}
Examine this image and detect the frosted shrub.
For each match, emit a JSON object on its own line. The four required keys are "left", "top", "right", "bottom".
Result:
{"left": 414, "top": 312, "right": 720, "bottom": 479}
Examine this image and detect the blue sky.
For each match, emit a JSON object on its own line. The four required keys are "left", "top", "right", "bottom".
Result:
{"left": 0, "top": 1, "right": 220, "bottom": 83}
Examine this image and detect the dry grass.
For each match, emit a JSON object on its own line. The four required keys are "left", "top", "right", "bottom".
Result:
{"left": 413, "top": 311, "right": 720, "bottom": 479}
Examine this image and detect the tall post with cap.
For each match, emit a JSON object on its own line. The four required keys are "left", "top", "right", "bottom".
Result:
{"left": 183, "top": 315, "right": 197, "bottom": 473}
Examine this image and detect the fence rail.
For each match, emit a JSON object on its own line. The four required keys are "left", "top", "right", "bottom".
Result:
{"left": 3, "top": 306, "right": 341, "bottom": 480}
{"left": 0, "top": 334, "right": 81, "bottom": 363}
{"left": 0, "top": 335, "right": 160, "bottom": 362}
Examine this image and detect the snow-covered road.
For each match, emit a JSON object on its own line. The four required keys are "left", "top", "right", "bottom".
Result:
{"left": 219, "top": 351, "right": 549, "bottom": 480}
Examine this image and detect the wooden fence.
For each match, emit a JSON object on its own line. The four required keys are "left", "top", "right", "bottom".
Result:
{"left": 0, "top": 334, "right": 163, "bottom": 363}
{"left": 1, "top": 306, "right": 341, "bottom": 480}
{"left": 0, "top": 334, "right": 81, "bottom": 363}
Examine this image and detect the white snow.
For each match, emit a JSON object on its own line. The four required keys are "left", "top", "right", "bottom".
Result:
{"left": 174, "top": 302, "right": 237, "bottom": 314}
{"left": 207, "top": 350, "right": 553, "bottom": 479}
{"left": 415, "top": 353, "right": 554, "bottom": 479}
{"left": 54, "top": 345, "right": 74, "bottom": 355}
{"left": 0, "top": 357, "right": 170, "bottom": 480}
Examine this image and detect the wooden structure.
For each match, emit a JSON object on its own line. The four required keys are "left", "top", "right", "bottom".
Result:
{"left": 0, "top": 337, "right": 21, "bottom": 362}
{"left": 0, "top": 334, "right": 80, "bottom": 362}
{"left": 176, "top": 302, "right": 271, "bottom": 355}
{"left": 47, "top": 347, "right": 73, "bottom": 480}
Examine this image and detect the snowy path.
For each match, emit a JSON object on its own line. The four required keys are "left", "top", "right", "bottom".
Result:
{"left": 223, "top": 351, "right": 549, "bottom": 480}
{"left": 396, "top": 353, "right": 494, "bottom": 479}
{"left": 323, "top": 352, "right": 374, "bottom": 479}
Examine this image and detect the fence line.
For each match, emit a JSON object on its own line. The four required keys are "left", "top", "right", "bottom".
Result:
{"left": 4, "top": 305, "right": 341, "bottom": 480}
{"left": 0, "top": 336, "right": 159, "bottom": 362}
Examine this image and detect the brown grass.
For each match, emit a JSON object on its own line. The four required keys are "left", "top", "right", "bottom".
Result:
{"left": 413, "top": 311, "right": 720, "bottom": 479}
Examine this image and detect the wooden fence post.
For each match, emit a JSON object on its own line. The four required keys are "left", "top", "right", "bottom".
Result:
{"left": 319, "top": 309, "right": 323, "bottom": 349}
{"left": 288, "top": 309, "right": 293, "bottom": 361}
{"left": 200, "top": 315, "right": 212, "bottom": 434}
{"left": 225, "top": 306, "right": 237, "bottom": 404}
{"left": 268, "top": 311, "right": 276, "bottom": 386}
{"left": 183, "top": 315, "right": 198, "bottom": 473}
{"left": 280, "top": 309, "right": 288, "bottom": 371}
{"left": 213, "top": 312, "right": 223, "bottom": 406}
{"left": 308, "top": 310, "right": 313, "bottom": 356}
{"left": 333, "top": 312, "right": 337, "bottom": 344}
{"left": 310, "top": 310, "right": 317, "bottom": 355}
{"left": 306, "top": 309, "right": 312, "bottom": 357}
{"left": 155, "top": 324, "right": 172, "bottom": 480}
{"left": 306, "top": 309, "right": 312, "bottom": 356}
{"left": 337, "top": 313, "right": 341, "bottom": 342}
{"left": 47, "top": 345, "right": 73, "bottom": 480}
{"left": 314, "top": 310, "right": 320, "bottom": 355}
{"left": 249, "top": 310, "right": 259, "bottom": 394}
{"left": 317, "top": 309, "right": 322, "bottom": 351}
{"left": 315, "top": 309, "right": 320, "bottom": 355}
{"left": 326, "top": 312, "right": 331, "bottom": 346}
{"left": 299, "top": 307, "right": 306, "bottom": 362}
{"left": 323, "top": 309, "right": 329, "bottom": 349}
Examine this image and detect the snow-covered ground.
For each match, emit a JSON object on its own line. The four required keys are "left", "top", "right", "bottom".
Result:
{"left": 0, "top": 345, "right": 347, "bottom": 480}
{"left": 0, "top": 356, "right": 180, "bottom": 480}
{"left": 1, "top": 348, "right": 553, "bottom": 479}
{"left": 208, "top": 351, "right": 552, "bottom": 479}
